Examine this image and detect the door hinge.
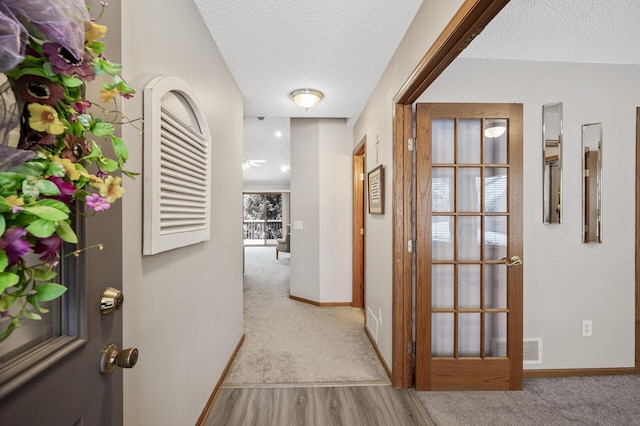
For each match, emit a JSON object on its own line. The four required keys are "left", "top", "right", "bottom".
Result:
{"left": 360, "top": 228, "right": 365, "bottom": 236}
{"left": 360, "top": 282, "right": 364, "bottom": 291}
{"left": 408, "top": 341, "right": 416, "bottom": 355}
{"left": 360, "top": 172, "right": 365, "bottom": 181}
{"left": 407, "top": 137, "right": 416, "bottom": 152}
{"left": 407, "top": 239, "right": 415, "bottom": 253}
{"left": 583, "top": 169, "right": 590, "bottom": 178}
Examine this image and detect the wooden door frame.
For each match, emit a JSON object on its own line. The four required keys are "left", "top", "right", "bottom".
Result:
{"left": 391, "top": 0, "right": 512, "bottom": 388}
{"left": 636, "top": 108, "right": 640, "bottom": 374}
{"left": 353, "top": 137, "right": 366, "bottom": 308}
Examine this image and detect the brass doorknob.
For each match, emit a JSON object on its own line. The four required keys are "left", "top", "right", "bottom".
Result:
{"left": 502, "top": 255, "right": 523, "bottom": 267}
{"left": 100, "top": 343, "right": 139, "bottom": 375}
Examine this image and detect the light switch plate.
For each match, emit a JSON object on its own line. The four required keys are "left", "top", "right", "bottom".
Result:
{"left": 293, "top": 221, "right": 303, "bottom": 230}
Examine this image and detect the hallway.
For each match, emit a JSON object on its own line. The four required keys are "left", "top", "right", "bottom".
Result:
{"left": 225, "top": 246, "right": 388, "bottom": 385}
{"left": 205, "top": 246, "right": 431, "bottom": 425}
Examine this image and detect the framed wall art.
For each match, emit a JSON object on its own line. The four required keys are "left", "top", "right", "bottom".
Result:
{"left": 368, "top": 165, "right": 385, "bottom": 214}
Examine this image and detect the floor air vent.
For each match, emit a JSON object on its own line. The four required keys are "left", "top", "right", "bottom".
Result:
{"left": 491, "top": 338, "right": 542, "bottom": 364}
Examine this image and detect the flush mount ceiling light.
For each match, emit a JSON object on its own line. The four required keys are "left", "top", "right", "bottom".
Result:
{"left": 484, "top": 120, "right": 507, "bottom": 138}
{"left": 290, "top": 88, "right": 324, "bottom": 110}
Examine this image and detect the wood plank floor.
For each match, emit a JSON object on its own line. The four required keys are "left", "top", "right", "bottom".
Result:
{"left": 205, "top": 385, "right": 433, "bottom": 425}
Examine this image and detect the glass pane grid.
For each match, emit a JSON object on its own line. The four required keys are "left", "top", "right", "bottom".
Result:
{"left": 431, "top": 115, "right": 511, "bottom": 360}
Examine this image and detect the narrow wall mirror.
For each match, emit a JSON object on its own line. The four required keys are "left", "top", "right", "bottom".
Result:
{"left": 582, "top": 123, "right": 602, "bottom": 243}
{"left": 542, "top": 103, "right": 562, "bottom": 224}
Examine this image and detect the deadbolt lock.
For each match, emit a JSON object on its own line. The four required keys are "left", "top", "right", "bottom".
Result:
{"left": 101, "top": 287, "right": 124, "bottom": 315}
{"left": 100, "top": 343, "right": 139, "bottom": 375}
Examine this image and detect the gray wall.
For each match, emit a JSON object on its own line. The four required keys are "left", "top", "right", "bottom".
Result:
{"left": 353, "top": 0, "right": 466, "bottom": 367}
{"left": 120, "top": 0, "right": 244, "bottom": 424}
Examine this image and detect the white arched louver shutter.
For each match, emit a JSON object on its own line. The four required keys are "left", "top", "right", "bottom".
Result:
{"left": 143, "top": 76, "right": 211, "bottom": 255}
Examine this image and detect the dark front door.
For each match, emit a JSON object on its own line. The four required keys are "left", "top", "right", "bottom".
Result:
{"left": 0, "top": 203, "right": 125, "bottom": 424}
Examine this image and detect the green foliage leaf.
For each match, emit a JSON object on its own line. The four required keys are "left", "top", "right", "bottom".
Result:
{"left": 60, "top": 75, "right": 84, "bottom": 87}
{"left": 98, "top": 58, "right": 123, "bottom": 75}
{"left": 29, "top": 267, "right": 57, "bottom": 282}
{"left": 68, "top": 118, "right": 86, "bottom": 135}
{"left": 34, "top": 283, "right": 67, "bottom": 302}
{"left": 27, "top": 295, "right": 50, "bottom": 314}
{"left": 82, "top": 141, "right": 103, "bottom": 160}
{"left": 91, "top": 121, "right": 115, "bottom": 137}
{"left": 0, "top": 322, "right": 17, "bottom": 343}
{"left": 0, "top": 294, "right": 17, "bottom": 311}
{"left": 115, "top": 80, "right": 135, "bottom": 95}
{"left": 111, "top": 136, "right": 129, "bottom": 163}
{"left": 22, "top": 310, "right": 42, "bottom": 321}
{"left": 10, "top": 161, "right": 46, "bottom": 177}
{"left": 98, "top": 158, "right": 119, "bottom": 172}
{"left": 21, "top": 181, "right": 40, "bottom": 201}
{"left": 56, "top": 220, "right": 78, "bottom": 243}
{"left": 47, "top": 161, "right": 66, "bottom": 178}
{"left": 121, "top": 169, "right": 140, "bottom": 179}
{"left": 24, "top": 205, "right": 68, "bottom": 221}
{"left": 87, "top": 41, "right": 105, "bottom": 55}
{"left": 6, "top": 66, "right": 51, "bottom": 80}
{"left": 0, "top": 271, "right": 20, "bottom": 293}
{"left": 42, "top": 61, "right": 56, "bottom": 77}
{"left": 0, "top": 173, "right": 23, "bottom": 194}
{"left": 25, "top": 218, "right": 56, "bottom": 238}
{"left": 39, "top": 199, "right": 71, "bottom": 215}
{"left": 77, "top": 114, "right": 93, "bottom": 129}
{"left": 34, "top": 179, "right": 61, "bottom": 196}
{"left": 0, "top": 250, "right": 8, "bottom": 271}
{"left": 0, "top": 196, "right": 10, "bottom": 213}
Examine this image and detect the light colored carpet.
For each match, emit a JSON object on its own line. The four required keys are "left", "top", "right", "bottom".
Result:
{"left": 416, "top": 375, "right": 640, "bottom": 426}
{"left": 224, "top": 246, "right": 389, "bottom": 386}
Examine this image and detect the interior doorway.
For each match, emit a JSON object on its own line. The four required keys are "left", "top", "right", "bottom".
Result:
{"left": 414, "top": 102, "right": 524, "bottom": 391}
{"left": 390, "top": 0, "right": 513, "bottom": 388}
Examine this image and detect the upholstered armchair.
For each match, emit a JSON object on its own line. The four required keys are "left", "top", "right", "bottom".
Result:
{"left": 276, "top": 225, "right": 290, "bottom": 259}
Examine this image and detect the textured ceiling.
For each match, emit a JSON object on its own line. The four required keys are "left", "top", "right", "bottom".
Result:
{"left": 460, "top": 0, "right": 640, "bottom": 64}
{"left": 192, "top": 0, "right": 640, "bottom": 184}
{"left": 193, "top": 0, "right": 424, "bottom": 120}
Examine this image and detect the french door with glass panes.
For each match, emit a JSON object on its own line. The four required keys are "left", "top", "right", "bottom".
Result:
{"left": 415, "top": 103, "right": 523, "bottom": 391}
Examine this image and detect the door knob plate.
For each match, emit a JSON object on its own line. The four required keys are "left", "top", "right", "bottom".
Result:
{"left": 100, "top": 343, "right": 139, "bottom": 374}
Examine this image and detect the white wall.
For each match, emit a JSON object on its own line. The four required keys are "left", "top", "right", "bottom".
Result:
{"left": 120, "top": 0, "right": 244, "bottom": 424}
{"left": 290, "top": 119, "right": 353, "bottom": 303}
{"left": 419, "top": 58, "right": 639, "bottom": 369}
{"left": 353, "top": 0, "right": 466, "bottom": 366}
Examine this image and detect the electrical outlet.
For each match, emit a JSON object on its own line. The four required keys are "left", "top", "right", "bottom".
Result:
{"left": 378, "top": 308, "right": 382, "bottom": 325}
{"left": 582, "top": 320, "right": 592, "bottom": 337}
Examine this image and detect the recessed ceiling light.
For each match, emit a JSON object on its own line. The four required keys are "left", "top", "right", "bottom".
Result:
{"left": 275, "top": 131, "right": 282, "bottom": 138}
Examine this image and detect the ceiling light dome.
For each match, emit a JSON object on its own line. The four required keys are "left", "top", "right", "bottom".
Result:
{"left": 290, "top": 88, "right": 323, "bottom": 109}
{"left": 484, "top": 120, "right": 507, "bottom": 138}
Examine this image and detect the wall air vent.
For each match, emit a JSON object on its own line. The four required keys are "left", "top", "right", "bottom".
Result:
{"left": 143, "top": 76, "right": 212, "bottom": 255}
{"left": 491, "top": 338, "right": 543, "bottom": 364}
